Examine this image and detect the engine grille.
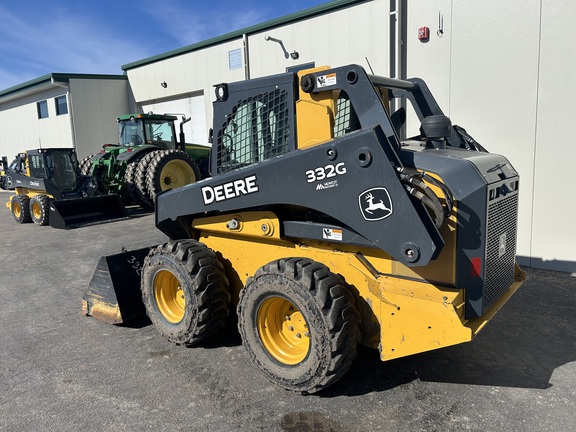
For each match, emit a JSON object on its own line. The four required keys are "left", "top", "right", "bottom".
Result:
{"left": 483, "top": 191, "right": 518, "bottom": 311}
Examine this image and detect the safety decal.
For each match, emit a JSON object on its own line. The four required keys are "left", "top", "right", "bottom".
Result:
{"left": 323, "top": 228, "right": 343, "bottom": 241}
{"left": 316, "top": 73, "right": 337, "bottom": 88}
{"left": 359, "top": 187, "right": 393, "bottom": 221}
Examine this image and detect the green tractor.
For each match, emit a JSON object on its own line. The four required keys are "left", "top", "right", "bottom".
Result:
{"left": 81, "top": 113, "right": 210, "bottom": 208}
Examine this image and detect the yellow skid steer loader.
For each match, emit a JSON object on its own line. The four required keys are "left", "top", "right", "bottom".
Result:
{"left": 83, "top": 65, "right": 524, "bottom": 393}
{"left": 1, "top": 148, "right": 128, "bottom": 229}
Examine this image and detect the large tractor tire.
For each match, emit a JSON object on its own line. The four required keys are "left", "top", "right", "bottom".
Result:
{"left": 140, "top": 240, "right": 230, "bottom": 345}
{"left": 11, "top": 194, "right": 32, "bottom": 224}
{"left": 134, "top": 151, "right": 157, "bottom": 209}
{"left": 79, "top": 154, "right": 95, "bottom": 176}
{"left": 124, "top": 157, "right": 149, "bottom": 208}
{"left": 30, "top": 194, "right": 50, "bottom": 226}
{"left": 237, "top": 258, "right": 361, "bottom": 394}
{"left": 145, "top": 149, "right": 200, "bottom": 204}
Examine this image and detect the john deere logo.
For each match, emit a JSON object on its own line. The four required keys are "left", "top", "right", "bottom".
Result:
{"left": 359, "top": 188, "right": 393, "bottom": 221}
{"left": 498, "top": 232, "right": 507, "bottom": 257}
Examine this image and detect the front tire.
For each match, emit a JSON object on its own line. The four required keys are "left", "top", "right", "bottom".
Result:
{"left": 237, "top": 258, "right": 360, "bottom": 394}
{"left": 140, "top": 240, "right": 230, "bottom": 345}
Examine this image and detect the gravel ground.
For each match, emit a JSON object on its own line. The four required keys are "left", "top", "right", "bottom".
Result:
{"left": 1, "top": 190, "right": 574, "bottom": 431}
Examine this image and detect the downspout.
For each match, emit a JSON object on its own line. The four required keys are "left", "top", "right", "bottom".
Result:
{"left": 389, "top": 0, "right": 407, "bottom": 137}
{"left": 243, "top": 33, "right": 251, "bottom": 80}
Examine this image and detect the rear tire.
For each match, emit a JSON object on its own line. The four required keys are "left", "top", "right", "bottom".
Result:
{"left": 11, "top": 194, "right": 32, "bottom": 224}
{"left": 134, "top": 151, "right": 157, "bottom": 209}
{"left": 146, "top": 149, "right": 200, "bottom": 204}
{"left": 237, "top": 258, "right": 361, "bottom": 394}
{"left": 124, "top": 157, "right": 148, "bottom": 208}
{"left": 79, "top": 154, "right": 95, "bottom": 176}
{"left": 30, "top": 194, "right": 50, "bottom": 226}
{"left": 140, "top": 240, "right": 230, "bottom": 345}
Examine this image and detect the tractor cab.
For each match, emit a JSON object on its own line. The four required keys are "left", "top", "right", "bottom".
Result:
{"left": 117, "top": 113, "right": 179, "bottom": 150}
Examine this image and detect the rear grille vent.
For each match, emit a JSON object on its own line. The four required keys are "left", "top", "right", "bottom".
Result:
{"left": 483, "top": 192, "right": 518, "bottom": 310}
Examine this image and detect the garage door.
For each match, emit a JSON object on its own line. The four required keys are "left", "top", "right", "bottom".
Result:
{"left": 142, "top": 93, "right": 208, "bottom": 144}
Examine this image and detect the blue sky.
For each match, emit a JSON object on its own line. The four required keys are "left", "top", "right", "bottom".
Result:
{"left": 0, "top": 0, "right": 330, "bottom": 91}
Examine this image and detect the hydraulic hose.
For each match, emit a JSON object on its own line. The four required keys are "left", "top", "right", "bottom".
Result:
{"left": 396, "top": 167, "right": 453, "bottom": 229}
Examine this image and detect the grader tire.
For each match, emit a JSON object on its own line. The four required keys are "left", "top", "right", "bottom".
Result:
{"left": 140, "top": 240, "right": 230, "bottom": 345}
{"left": 30, "top": 194, "right": 50, "bottom": 226}
{"left": 11, "top": 194, "right": 32, "bottom": 224}
{"left": 134, "top": 151, "right": 157, "bottom": 209}
{"left": 145, "top": 149, "right": 200, "bottom": 204}
{"left": 237, "top": 257, "right": 361, "bottom": 394}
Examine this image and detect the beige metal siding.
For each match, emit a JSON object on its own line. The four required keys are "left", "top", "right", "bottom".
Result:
{"left": 69, "top": 79, "right": 130, "bottom": 158}
{"left": 0, "top": 87, "right": 74, "bottom": 157}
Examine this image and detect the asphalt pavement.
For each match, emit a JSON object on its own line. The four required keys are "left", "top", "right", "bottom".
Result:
{"left": 0, "top": 189, "right": 574, "bottom": 431}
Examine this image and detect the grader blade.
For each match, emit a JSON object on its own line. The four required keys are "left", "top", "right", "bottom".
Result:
{"left": 81, "top": 247, "right": 154, "bottom": 324}
{"left": 49, "top": 194, "right": 129, "bottom": 229}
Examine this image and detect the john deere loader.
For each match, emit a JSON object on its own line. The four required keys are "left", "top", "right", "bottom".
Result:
{"left": 1, "top": 148, "right": 127, "bottom": 229}
{"left": 83, "top": 65, "right": 525, "bottom": 393}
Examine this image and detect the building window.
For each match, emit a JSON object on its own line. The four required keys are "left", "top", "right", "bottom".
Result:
{"left": 37, "top": 100, "right": 49, "bottom": 119}
{"left": 55, "top": 96, "right": 68, "bottom": 115}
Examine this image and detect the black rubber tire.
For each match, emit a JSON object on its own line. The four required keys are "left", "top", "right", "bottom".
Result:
{"left": 124, "top": 156, "right": 148, "bottom": 208}
{"left": 79, "top": 154, "right": 95, "bottom": 176}
{"left": 140, "top": 240, "right": 230, "bottom": 345}
{"left": 145, "top": 149, "right": 200, "bottom": 204}
{"left": 29, "top": 194, "right": 50, "bottom": 226}
{"left": 11, "top": 194, "right": 32, "bottom": 224}
{"left": 134, "top": 151, "right": 157, "bottom": 209}
{"left": 237, "top": 257, "right": 361, "bottom": 394}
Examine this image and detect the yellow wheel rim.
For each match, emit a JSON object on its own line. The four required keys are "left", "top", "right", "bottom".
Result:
{"left": 32, "top": 201, "right": 41, "bottom": 219}
{"left": 159, "top": 160, "right": 195, "bottom": 191}
{"left": 153, "top": 270, "right": 186, "bottom": 323}
{"left": 13, "top": 201, "right": 22, "bottom": 218}
{"left": 257, "top": 297, "right": 310, "bottom": 365}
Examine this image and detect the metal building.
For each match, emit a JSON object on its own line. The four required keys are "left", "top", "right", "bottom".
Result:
{"left": 0, "top": 0, "right": 574, "bottom": 272}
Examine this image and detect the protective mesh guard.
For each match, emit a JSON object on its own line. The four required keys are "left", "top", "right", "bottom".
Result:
{"left": 217, "top": 89, "right": 290, "bottom": 173}
{"left": 483, "top": 193, "right": 518, "bottom": 311}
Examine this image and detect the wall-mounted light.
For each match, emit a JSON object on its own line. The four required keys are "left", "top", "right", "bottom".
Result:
{"left": 161, "top": 81, "right": 168, "bottom": 88}
{"left": 265, "top": 35, "right": 299, "bottom": 61}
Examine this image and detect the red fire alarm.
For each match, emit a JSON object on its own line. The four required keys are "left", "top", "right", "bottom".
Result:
{"left": 418, "top": 26, "right": 430, "bottom": 42}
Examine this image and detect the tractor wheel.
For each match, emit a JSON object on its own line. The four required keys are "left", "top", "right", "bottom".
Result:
{"left": 29, "top": 195, "right": 50, "bottom": 226}
{"left": 79, "top": 154, "right": 95, "bottom": 176}
{"left": 237, "top": 258, "right": 361, "bottom": 394}
{"left": 11, "top": 194, "right": 32, "bottom": 224}
{"left": 145, "top": 150, "right": 200, "bottom": 203}
{"left": 124, "top": 157, "right": 148, "bottom": 208}
{"left": 140, "top": 240, "right": 230, "bottom": 345}
{"left": 134, "top": 151, "right": 157, "bottom": 209}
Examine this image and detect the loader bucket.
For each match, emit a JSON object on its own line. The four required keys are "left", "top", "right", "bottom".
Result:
{"left": 49, "top": 195, "right": 129, "bottom": 229}
{"left": 81, "top": 246, "right": 155, "bottom": 324}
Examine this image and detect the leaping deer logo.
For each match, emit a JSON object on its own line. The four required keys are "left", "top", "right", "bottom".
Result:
{"left": 364, "top": 192, "right": 391, "bottom": 214}
{"left": 359, "top": 188, "right": 393, "bottom": 221}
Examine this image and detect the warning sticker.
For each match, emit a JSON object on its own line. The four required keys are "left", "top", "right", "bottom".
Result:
{"left": 316, "top": 73, "right": 337, "bottom": 88}
{"left": 323, "top": 228, "right": 343, "bottom": 241}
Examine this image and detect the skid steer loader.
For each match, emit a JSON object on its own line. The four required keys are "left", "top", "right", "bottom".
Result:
{"left": 82, "top": 65, "right": 525, "bottom": 394}
{"left": 1, "top": 148, "right": 128, "bottom": 229}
